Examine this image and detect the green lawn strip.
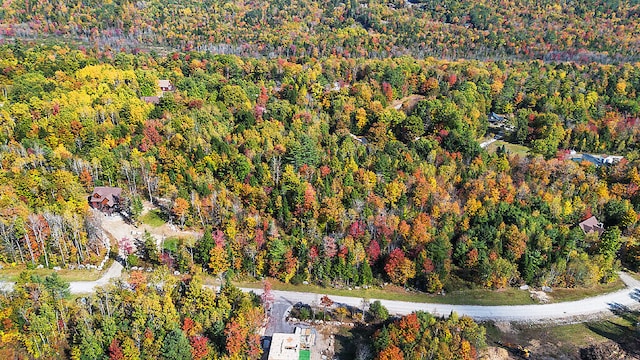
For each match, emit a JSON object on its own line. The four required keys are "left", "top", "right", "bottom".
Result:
{"left": 549, "top": 277, "right": 625, "bottom": 303}
{"left": 233, "top": 279, "right": 535, "bottom": 306}
{"left": 0, "top": 265, "right": 105, "bottom": 282}
{"left": 486, "top": 140, "right": 530, "bottom": 157}
{"left": 140, "top": 209, "right": 166, "bottom": 227}
{"left": 233, "top": 273, "right": 628, "bottom": 306}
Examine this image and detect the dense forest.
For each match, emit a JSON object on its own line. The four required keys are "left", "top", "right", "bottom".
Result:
{"left": 372, "top": 311, "right": 485, "bottom": 360}
{"left": 0, "top": 44, "right": 639, "bottom": 294}
{"left": 0, "top": 0, "right": 639, "bottom": 61}
{"left": 1, "top": 1, "right": 639, "bottom": 359}
{"left": 0, "top": 271, "right": 265, "bottom": 359}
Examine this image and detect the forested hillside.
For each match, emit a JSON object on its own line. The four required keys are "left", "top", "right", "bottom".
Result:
{"left": 2, "top": 1, "right": 640, "bottom": 359}
{"left": 0, "top": 271, "right": 264, "bottom": 359}
{"left": 0, "top": 0, "right": 639, "bottom": 61}
{"left": 0, "top": 44, "right": 639, "bottom": 293}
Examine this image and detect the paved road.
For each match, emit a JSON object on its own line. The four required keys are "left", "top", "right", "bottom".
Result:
{"left": 264, "top": 298, "right": 296, "bottom": 336}
{"left": 2, "top": 271, "right": 640, "bottom": 323}
{"left": 245, "top": 272, "right": 640, "bottom": 324}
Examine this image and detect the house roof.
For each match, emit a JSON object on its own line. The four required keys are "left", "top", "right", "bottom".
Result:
{"left": 268, "top": 333, "right": 300, "bottom": 360}
{"left": 141, "top": 96, "right": 160, "bottom": 104}
{"left": 89, "top": 187, "right": 122, "bottom": 207}
{"left": 579, "top": 215, "right": 604, "bottom": 235}
{"left": 158, "top": 79, "right": 172, "bottom": 88}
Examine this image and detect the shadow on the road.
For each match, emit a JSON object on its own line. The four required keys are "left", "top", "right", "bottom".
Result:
{"left": 607, "top": 302, "right": 639, "bottom": 325}
{"left": 630, "top": 288, "right": 640, "bottom": 302}
{"left": 114, "top": 255, "right": 127, "bottom": 268}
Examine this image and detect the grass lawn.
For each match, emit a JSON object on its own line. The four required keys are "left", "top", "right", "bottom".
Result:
{"left": 550, "top": 277, "right": 625, "bottom": 303}
{"left": 0, "top": 263, "right": 107, "bottom": 282}
{"left": 162, "top": 236, "right": 196, "bottom": 253}
{"left": 163, "top": 236, "right": 180, "bottom": 252}
{"left": 140, "top": 209, "right": 166, "bottom": 227}
{"left": 486, "top": 140, "right": 530, "bottom": 157}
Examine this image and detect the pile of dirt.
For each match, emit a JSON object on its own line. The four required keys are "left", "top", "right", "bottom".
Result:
{"left": 479, "top": 347, "right": 511, "bottom": 360}
{"left": 580, "top": 342, "right": 629, "bottom": 360}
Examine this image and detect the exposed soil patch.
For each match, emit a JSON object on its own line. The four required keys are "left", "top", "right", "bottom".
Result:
{"left": 529, "top": 289, "right": 552, "bottom": 303}
{"left": 485, "top": 317, "right": 640, "bottom": 360}
{"left": 479, "top": 346, "right": 512, "bottom": 360}
{"left": 389, "top": 94, "right": 425, "bottom": 112}
{"left": 580, "top": 342, "right": 630, "bottom": 360}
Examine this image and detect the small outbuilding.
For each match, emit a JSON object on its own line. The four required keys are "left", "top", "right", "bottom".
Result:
{"left": 158, "top": 79, "right": 175, "bottom": 92}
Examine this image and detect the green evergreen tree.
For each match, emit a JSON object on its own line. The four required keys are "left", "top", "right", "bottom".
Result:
{"left": 161, "top": 328, "right": 191, "bottom": 360}
{"left": 195, "top": 228, "right": 214, "bottom": 267}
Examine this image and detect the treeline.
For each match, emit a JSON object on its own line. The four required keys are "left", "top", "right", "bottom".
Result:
{"left": 0, "top": 0, "right": 639, "bottom": 60}
{"left": 0, "top": 271, "right": 264, "bottom": 359}
{"left": 1, "top": 44, "right": 640, "bottom": 292}
{"left": 372, "top": 311, "right": 485, "bottom": 360}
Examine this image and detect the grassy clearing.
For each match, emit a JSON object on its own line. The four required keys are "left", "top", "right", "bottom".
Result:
{"left": 233, "top": 279, "right": 535, "bottom": 305}
{"left": 163, "top": 236, "right": 180, "bottom": 252}
{"left": 140, "top": 209, "right": 166, "bottom": 227}
{"left": 161, "top": 236, "right": 196, "bottom": 253}
{"left": 550, "top": 277, "right": 625, "bottom": 303}
{"left": 487, "top": 140, "right": 530, "bottom": 157}
{"left": 0, "top": 264, "right": 106, "bottom": 282}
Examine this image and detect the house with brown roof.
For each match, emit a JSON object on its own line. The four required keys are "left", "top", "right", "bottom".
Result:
{"left": 578, "top": 215, "right": 604, "bottom": 236}
{"left": 88, "top": 187, "right": 122, "bottom": 214}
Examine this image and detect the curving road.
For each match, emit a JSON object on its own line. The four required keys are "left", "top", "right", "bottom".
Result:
{"left": 2, "top": 270, "right": 640, "bottom": 323}
{"left": 68, "top": 260, "right": 124, "bottom": 293}
{"left": 245, "top": 272, "right": 640, "bottom": 324}
{"left": 0, "top": 260, "right": 123, "bottom": 294}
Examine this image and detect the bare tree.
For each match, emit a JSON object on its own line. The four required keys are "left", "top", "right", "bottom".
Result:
{"left": 84, "top": 212, "right": 105, "bottom": 257}
{"left": 120, "top": 159, "right": 138, "bottom": 194}
{"left": 271, "top": 155, "right": 282, "bottom": 186}
{"left": 27, "top": 214, "right": 50, "bottom": 267}
{"left": 43, "top": 212, "right": 67, "bottom": 267}
{"left": 67, "top": 213, "right": 84, "bottom": 264}
{"left": 0, "top": 220, "right": 22, "bottom": 263}
{"left": 139, "top": 158, "right": 158, "bottom": 202}
{"left": 209, "top": 191, "right": 221, "bottom": 226}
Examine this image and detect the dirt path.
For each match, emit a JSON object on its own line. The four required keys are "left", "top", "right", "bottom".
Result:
{"left": 388, "top": 94, "right": 425, "bottom": 111}
{"left": 68, "top": 260, "right": 123, "bottom": 293}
